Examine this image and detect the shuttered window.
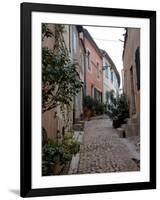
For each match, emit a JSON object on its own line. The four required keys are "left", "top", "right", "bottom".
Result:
{"left": 135, "top": 47, "right": 140, "bottom": 91}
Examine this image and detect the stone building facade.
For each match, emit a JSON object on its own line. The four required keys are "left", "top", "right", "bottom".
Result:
{"left": 42, "top": 24, "right": 72, "bottom": 140}
{"left": 42, "top": 24, "right": 85, "bottom": 140}
{"left": 122, "top": 28, "right": 140, "bottom": 136}
{"left": 70, "top": 26, "right": 85, "bottom": 122}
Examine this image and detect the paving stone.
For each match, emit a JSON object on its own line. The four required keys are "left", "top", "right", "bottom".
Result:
{"left": 70, "top": 117, "right": 140, "bottom": 174}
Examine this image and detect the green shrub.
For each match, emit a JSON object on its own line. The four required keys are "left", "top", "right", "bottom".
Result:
{"left": 106, "top": 94, "right": 129, "bottom": 128}
{"left": 42, "top": 133, "right": 80, "bottom": 176}
{"left": 83, "top": 96, "right": 105, "bottom": 116}
{"left": 83, "top": 96, "right": 94, "bottom": 111}
{"left": 95, "top": 102, "right": 105, "bottom": 115}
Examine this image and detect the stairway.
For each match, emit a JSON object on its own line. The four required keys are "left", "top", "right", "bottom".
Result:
{"left": 73, "top": 120, "right": 84, "bottom": 131}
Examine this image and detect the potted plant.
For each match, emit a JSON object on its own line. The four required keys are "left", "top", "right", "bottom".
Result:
{"left": 106, "top": 93, "right": 129, "bottom": 128}
{"left": 83, "top": 96, "right": 94, "bottom": 120}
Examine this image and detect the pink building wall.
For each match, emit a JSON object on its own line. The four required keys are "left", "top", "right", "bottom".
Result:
{"left": 84, "top": 36, "right": 103, "bottom": 100}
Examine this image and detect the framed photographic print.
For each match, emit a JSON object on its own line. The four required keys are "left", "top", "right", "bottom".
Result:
{"left": 20, "top": 2, "right": 156, "bottom": 197}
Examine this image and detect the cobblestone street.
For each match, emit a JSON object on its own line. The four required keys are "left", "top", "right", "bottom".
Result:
{"left": 76, "top": 116, "right": 139, "bottom": 174}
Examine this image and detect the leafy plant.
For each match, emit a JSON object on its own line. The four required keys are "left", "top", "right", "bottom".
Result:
{"left": 94, "top": 100, "right": 106, "bottom": 115}
{"left": 83, "top": 96, "right": 94, "bottom": 111}
{"left": 106, "top": 93, "right": 129, "bottom": 128}
{"left": 62, "top": 132, "right": 80, "bottom": 155}
{"left": 83, "top": 96, "right": 105, "bottom": 116}
{"left": 42, "top": 133, "right": 80, "bottom": 176}
{"left": 42, "top": 23, "right": 83, "bottom": 113}
{"left": 105, "top": 90, "right": 116, "bottom": 106}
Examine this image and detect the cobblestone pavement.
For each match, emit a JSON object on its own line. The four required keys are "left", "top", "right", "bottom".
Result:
{"left": 76, "top": 117, "right": 139, "bottom": 174}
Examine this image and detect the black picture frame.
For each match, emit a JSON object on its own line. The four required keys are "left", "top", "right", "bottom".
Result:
{"left": 20, "top": 2, "right": 156, "bottom": 198}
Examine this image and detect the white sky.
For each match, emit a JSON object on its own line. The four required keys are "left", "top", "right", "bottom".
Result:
{"left": 84, "top": 26, "right": 126, "bottom": 88}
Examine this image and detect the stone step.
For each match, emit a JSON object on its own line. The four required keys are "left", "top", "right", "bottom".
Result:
{"left": 125, "top": 123, "right": 140, "bottom": 137}
{"left": 116, "top": 127, "right": 126, "bottom": 138}
{"left": 74, "top": 131, "right": 84, "bottom": 143}
{"left": 127, "top": 117, "right": 139, "bottom": 124}
{"left": 73, "top": 121, "right": 84, "bottom": 131}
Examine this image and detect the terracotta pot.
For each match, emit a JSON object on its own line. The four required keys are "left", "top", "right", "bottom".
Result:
{"left": 83, "top": 107, "right": 92, "bottom": 121}
{"left": 52, "top": 162, "right": 65, "bottom": 175}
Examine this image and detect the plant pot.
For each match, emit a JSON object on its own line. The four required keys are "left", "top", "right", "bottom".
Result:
{"left": 112, "top": 119, "right": 121, "bottom": 128}
{"left": 83, "top": 107, "right": 92, "bottom": 121}
{"left": 52, "top": 162, "right": 65, "bottom": 175}
{"left": 113, "top": 118, "right": 126, "bottom": 128}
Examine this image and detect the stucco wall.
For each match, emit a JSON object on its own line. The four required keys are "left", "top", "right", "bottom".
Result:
{"left": 70, "top": 26, "right": 85, "bottom": 120}
{"left": 102, "top": 57, "right": 119, "bottom": 103}
{"left": 42, "top": 24, "right": 73, "bottom": 140}
{"left": 123, "top": 28, "right": 140, "bottom": 119}
{"left": 84, "top": 37, "right": 103, "bottom": 99}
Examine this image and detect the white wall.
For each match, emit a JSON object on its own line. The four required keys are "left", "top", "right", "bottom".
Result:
{"left": 0, "top": 0, "right": 159, "bottom": 200}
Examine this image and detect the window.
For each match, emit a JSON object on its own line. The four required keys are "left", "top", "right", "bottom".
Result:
{"left": 97, "top": 62, "right": 100, "bottom": 78}
{"left": 105, "top": 63, "right": 109, "bottom": 78}
{"left": 69, "top": 26, "right": 71, "bottom": 53}
{"left": 114, "top": 78, "right": 118, "bottom": 89}
{"left": 80, "top": 53, "right": 84, "bottom": 73}
{"left": 111, "top": 70, "right": 113, "bottom": 83}
{"left": 91, "top": 85, "right": 94, "bottom": 97}
{"left": 130, "top": 66, "right": 136, "bottom": 114}
{"left": 86, "top": 50, "right": 90, "bottom": 70}
{"left": 113, "top": 74, "right": 118, "bottom": 89}
{"left": 72, "top": 31, "right": 77, "bottom": 54}
{"left": 108, "top": 66, "right": 111, "bottom": 80}
{"left": 94, "top": 88, "right": 102, "bottom": 103}
{"left": 135, "top": 47, "right": 140, "bottom": 90}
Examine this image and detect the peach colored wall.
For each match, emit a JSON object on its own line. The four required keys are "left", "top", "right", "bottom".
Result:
{"left": 84, "top": 37, "right": 103, "bottom": 97}
{"left": 42, "top": 24, "right": 73, "bottom": 140}
{"left": 42, "top": 109, "right": 58, "bottom": 139}
{"left": 123, "top": 28, "right": 140, "bottom": 119}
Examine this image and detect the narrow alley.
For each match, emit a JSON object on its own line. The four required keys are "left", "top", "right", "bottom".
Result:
{"left": 76, "top": 116, "right": 139, "bottom": 174}
{"left": 42, "top": 24, "right": 141, "bottom": 177}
